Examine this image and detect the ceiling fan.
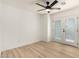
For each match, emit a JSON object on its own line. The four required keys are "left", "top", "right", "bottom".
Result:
{"left": 36, "top": 0, "right": 61, "bottom": 13}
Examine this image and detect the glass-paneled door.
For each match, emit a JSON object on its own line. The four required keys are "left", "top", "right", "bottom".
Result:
{"left": 53, "top": 18, "right": 63, "bottom": 43}
{"left": 64, "top": 17, "right": 78, "bottom": 47}
{"left": 53, "top": 17, "right": 78, "bottom": 47}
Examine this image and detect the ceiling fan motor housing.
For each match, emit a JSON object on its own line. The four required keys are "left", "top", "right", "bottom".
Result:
{"left": 46, "top": 6, "right": 51, "bottom": 9}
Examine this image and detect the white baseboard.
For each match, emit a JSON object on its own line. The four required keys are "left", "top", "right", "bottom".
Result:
{"left": 1, "top": 39, "right": 41, "bottom": 52}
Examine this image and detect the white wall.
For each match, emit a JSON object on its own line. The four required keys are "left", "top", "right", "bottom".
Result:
{"left": 0, "top": 0, "right": 3, "bottom": 51}
{"left": 40, "top": 14, "right": 48, "bottom": 42}
{"left": 40, "top": 14, "right": 52, "bottom": 42}
{"left": 0, "top": 0, "right": 42, "bottom": 51}
{"left": 51, "top": 6, "right": 79, "bottom": 18}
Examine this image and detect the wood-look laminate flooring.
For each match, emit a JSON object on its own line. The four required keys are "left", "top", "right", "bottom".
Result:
{"left": 1, "top": 41, "right": 79, "bottom": 58}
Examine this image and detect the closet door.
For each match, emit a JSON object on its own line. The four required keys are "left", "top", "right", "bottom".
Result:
{"left": 64, "top": 17, "right": 78, "bottom": 47}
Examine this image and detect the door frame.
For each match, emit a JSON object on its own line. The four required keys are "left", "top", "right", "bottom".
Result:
{"left": 52, "top": 16, "right": 78, "bottom": 47}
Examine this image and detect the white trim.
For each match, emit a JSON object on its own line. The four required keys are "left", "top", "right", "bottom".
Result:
{"left": 1, "top": 39, "right": 41, "bottom": 51}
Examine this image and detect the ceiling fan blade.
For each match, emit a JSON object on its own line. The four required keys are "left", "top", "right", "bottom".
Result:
{"left": 37, "top": 9, "right": 46, "bottom": 12}
{"left": 51, "top": 8, "right": 61, "bottom": 10}
{"left": 50, "top": 0, "right": 58, "bottom": 7}
{"left": 36, "top": 3, "right": 46, "bottom": 8}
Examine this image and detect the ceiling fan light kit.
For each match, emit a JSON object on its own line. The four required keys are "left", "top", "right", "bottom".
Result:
{"left": 45, "top": 9, "right": 51, "bottom": 12}
{"left": 36, "top": 0, "right": 61, "bottom": 13}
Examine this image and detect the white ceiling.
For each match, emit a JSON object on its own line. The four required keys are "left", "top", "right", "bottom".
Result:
{"left": 2, "top": 0, "right": 79, "bottom": 14}
{"left": 31, "top": 0, "right": 79, "bottom": 14}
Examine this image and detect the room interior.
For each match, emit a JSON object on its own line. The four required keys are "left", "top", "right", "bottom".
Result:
{"left": 0, "top": 0, "right": 79, "bottom": 58}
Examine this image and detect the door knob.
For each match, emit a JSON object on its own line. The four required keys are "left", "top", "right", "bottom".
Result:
{"left": 77, "top": 29, "right": 78, "bottom": 32}
{"left": 63, "top": 29, "right": 65, "bottom": 32}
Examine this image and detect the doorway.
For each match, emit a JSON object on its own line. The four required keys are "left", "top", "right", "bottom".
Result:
{"left": 53, "top": 17, "right": 78, "bottom": 47}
